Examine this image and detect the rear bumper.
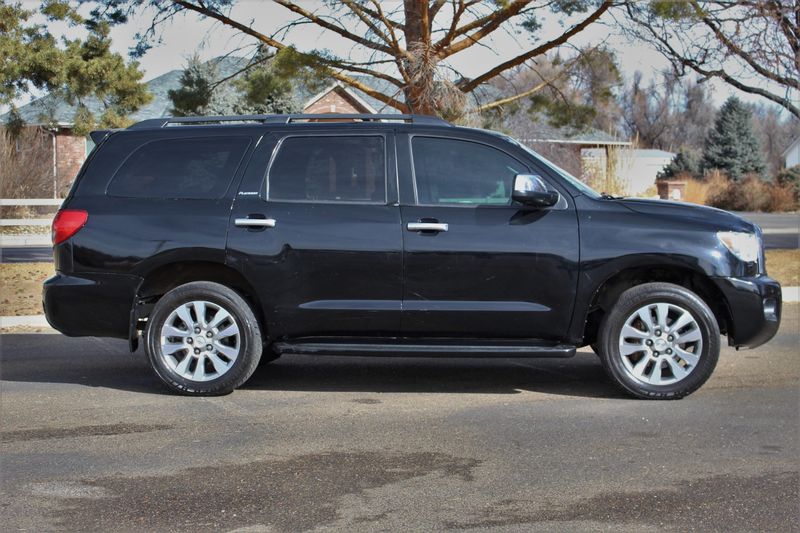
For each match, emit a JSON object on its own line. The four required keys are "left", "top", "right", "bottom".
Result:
{"left": 712, "top": 275, "right": 781, "bottom": 349}
{"left": 43, "top": 272, "right": 141, "bottom": 339}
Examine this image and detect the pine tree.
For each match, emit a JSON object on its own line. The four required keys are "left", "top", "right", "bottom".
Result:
{"left": 658, "top": 150, "right": 701, "bottom": 180}
{"left": 702, "top": 97, "right": 766, "bottom": 181}
{"left": 168, "top": 51, "right": 301, "bottom": 117}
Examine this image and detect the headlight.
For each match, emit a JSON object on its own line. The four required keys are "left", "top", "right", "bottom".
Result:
{"left": 717, "top": 231, "right": 760, "bottom": 262}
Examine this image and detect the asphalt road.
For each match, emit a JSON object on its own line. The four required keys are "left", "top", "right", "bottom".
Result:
{"left": 1, "top": 306, "right": 798, "bottom": 532}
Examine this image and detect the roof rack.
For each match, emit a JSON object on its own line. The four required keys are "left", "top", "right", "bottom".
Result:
{"left": 127, "top": 113, "right": 450, "bottom": 129}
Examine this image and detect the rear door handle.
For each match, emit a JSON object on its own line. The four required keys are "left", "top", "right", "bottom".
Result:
{"left": 235, "top": 218, "right": 276, "bottom": 228}
{"left": 407, "top": 222, "right": 448, "bottom": 232}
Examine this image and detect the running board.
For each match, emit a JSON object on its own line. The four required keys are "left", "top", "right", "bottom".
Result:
{"left": 272, "top": 338, "right": 576, "bottom": 358}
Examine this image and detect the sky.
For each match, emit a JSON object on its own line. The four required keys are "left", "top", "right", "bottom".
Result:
{"left": 5, "top": 0, "right": 781, "bottom": 113}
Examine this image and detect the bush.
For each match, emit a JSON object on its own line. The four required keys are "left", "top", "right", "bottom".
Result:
{"left": 705, "top": 172, "right": 797, "bottom": 212}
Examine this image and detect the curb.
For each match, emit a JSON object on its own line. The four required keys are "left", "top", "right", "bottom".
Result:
{"left": 0, "top": 315, "right": 51, "bottom": 328}
{"left": 0, "top": 235, "right": 51, "bottom": 246}
{"left": 2, "top": 288, "right": 799, "bottom": 330}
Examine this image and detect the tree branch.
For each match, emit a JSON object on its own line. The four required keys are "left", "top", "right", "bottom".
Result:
{"left": 436, "top": 0, "right": 532, "bottom": 59}
{"left": 458, "top": 0, "right": 612, "bottom": 92}
{"left": 688, "top": 0, "right": 799, "bottom": 90}
{"left": 273, "top": 0, "right": 394, "bottom": 55}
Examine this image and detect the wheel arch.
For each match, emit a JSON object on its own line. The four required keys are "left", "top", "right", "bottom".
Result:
{"left": 578, "top": 264, "right": 733, "bottom": 347}
{"left": 132, "top": 261, "right": 265, "bottom": 344}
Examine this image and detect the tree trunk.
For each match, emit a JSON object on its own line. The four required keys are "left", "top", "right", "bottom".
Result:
{"left": 402, "top": 0, "right": 437, "bottom": 115}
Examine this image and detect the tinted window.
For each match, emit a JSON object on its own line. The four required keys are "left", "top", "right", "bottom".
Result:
{"left": 108, "top": 137, "right": 250, "bottom": 199}
{"left": 269, "top": 136, "right": 385, "bottom": 203}
{"left": 411, "top": 137, "right": 525, "bottom": 205}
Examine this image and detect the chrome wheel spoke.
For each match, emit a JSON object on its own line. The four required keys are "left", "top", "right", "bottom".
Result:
{"left": 655, "top": 303, "right": 669, "bottom": 331}
{"left": 176, "top": 304, "right": 194, "bottom": 329}
{"left": 192, "top": 355, "right": 206, "bottom": 380}
{"left": 637, "top": 307, "right": 655, "bottom": 332}
{"left": 207, "top": 352, "right": 229, "bottom": 374}
{"left": 207, "top": 307, "right": 231, "bottom": 329}
{"left": 160, "top": 300, "right": 240, "bottom": 382}
{"left": 215, "top": 342, "right": 238, "bottom": 359}
{"left": 622, "top": 324, "right": 649, "bottom": 340}
{"left": 665, "top": 356, "right": 689, "bottom": 380}
{"left": 175, "top": 353, "right": 193, "bottom": 375}
{"left": 620, "top": 341, "right": 645, "bottom": 357}
{"left": 670, "top": 311, "right": 694, "bottom": 333}
{"left": 678, "top": 328, "right": 702, "bottom": 344}
{"left": 675, "top": 347, "right": 700, "bottom": 367}
{"left": 649, "top": 360, "right": 662, "bottom": 383}
{"left": 193, "top": 301, "right": 207, "bottom": 328}
{"left": 216, "top": 324, "right": 238, "bottom": 340}
{"left": 162, "top": 342, "right": 186, "bottom": 355}
{"left": 162, "top": 325, "right": 190, "bottom": 338}
{"left": 632, "top": 356, "right": 650, "bottom": 378}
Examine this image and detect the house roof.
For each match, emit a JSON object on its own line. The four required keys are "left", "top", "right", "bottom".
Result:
{"left": 782, "top": 136, "right": 799, "bottom": 157}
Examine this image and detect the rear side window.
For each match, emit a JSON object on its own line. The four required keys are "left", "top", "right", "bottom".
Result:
{"left": 107, "top": 137, "right": 250, "bottom": 199}
{"left": 268, "top": 136, "right": 385, "bottom": 203}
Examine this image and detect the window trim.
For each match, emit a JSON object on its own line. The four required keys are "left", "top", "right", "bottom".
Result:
{"left": 105, "top": 135, "right": 252, "bottom": 200}
{"left": 264, "top": 133, "right": 389, "bottom": 206}
{"left": 408, "top": 134, "right": 532, "bottom": 208}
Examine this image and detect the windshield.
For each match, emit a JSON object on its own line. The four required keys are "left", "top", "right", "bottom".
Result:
{"left": 497, "top": 133, "right": 602, "bottom": 199}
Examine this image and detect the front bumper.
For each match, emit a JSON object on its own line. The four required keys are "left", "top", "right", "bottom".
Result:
{"left": 712, "top": 275, "right": 781, "bottom": 349}
{"left": 43, "top": 271, "right": 142, "bottom": 339}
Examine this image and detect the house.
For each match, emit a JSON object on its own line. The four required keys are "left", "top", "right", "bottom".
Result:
{"left": 582, "top": 148, "right": 675, "bottom": 196}
{"left": 1, "top": 57, "right": 392, "bottom": 196}
{"left": 784, "top": 137, "right": 800, "bottom": 169}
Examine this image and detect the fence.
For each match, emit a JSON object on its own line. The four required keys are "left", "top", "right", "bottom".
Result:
{"left": 0, "top": 198, "right": 62, "bottom": 227}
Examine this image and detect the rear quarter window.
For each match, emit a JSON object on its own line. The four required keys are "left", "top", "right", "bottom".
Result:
{"left": 107, "top": 137, "right": 251, "bottom": 199}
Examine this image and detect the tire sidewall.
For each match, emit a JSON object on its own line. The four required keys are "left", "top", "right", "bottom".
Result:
{"left": 600, "top": 284, "right": 720, "bottom": 399}
{"left": 145, "top": 282, "right": 262, "bottom": 395}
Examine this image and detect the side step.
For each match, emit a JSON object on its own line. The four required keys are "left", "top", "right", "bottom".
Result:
{"left": 272, "top": 337, "right": 576, "bottom": 358}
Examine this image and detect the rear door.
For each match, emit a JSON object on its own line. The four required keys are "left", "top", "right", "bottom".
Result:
{"left": 226, "top": 128, "right": 403, "bottom": 339}
{"left": 397, "top": 132, "right": 580, "bottom": 340}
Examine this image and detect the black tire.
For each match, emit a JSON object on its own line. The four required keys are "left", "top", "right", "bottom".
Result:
{"left": 145, "top": 281, "right": 262, "bottom": 395}
{"left": 598, "top": 282, "right": 720, "bottom": 400}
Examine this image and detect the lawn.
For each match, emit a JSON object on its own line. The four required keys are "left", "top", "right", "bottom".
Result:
{"left": 0, "top": 250, "right": 797, "bottom": 317}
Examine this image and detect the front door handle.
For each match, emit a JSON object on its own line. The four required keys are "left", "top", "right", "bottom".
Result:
{"left": 407, "top": 222, "right": 448, "bottom": 233}
{"left": 235, "top": 217, "right": 276, "bottom": 228}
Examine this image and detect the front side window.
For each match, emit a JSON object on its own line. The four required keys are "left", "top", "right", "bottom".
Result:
{"left": 108, "top": 137, "right": 250, "bottom": 199}
{"left": 268, "top": 136, "right": 386, "bottom": 203}
{"left": 411, "top": 137, "right": 526, "bottom": 205}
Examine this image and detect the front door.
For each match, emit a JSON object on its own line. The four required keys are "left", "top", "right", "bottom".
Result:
{"left": 227, "top": 130, "right": 403, "bottom": 339}
{"left": 398, "top": 134, "right": 579, "bottom": 340}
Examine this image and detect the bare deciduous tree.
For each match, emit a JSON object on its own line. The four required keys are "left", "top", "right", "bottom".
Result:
{"left": 91, "top": 0, "right": 614, "bottom": 118}
{"left": 624, "top": 0, "right": 799, "bottom": 118}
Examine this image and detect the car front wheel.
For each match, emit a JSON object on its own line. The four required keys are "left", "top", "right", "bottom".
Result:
{"left": 598, "top": 282, "right": 720, "bottom": 399}
{"left": 145, "top": 281, "right": 262, "bottom": 395}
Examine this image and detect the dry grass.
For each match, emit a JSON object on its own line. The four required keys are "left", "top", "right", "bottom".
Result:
{"left": 765, "top": 249, "right": 799, "bottom": 287}
{"left": 0, "top": 262, "right": 53, "bottom": 316}
{"left": 0, "top": 253, "right": 796, "bottom": 319}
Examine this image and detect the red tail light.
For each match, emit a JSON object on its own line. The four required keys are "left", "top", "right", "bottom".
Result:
{"left": 52, "top": 209, "right": 88, "bottom": 245}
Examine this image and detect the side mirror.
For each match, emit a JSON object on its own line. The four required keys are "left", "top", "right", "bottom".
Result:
{"left": 512, "top": 174, "right": 559, "bottom": 208}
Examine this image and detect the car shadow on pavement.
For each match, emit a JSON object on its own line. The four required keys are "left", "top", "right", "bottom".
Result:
{"left": 0, "top": 334, "right": 626, "bottom": 399}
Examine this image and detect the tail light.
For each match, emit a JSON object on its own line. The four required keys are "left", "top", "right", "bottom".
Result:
{"left": 52, "top": 209, "right": 88, "bottom": 245}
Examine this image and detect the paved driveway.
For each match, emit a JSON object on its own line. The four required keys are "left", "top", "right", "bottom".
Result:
{"left": 1, "top": 306, "right": 798, "bottom": 532}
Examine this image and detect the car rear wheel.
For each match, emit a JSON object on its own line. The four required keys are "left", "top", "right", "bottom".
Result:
{"left": 145, "top": 281, "right": 262, "bottom": 395}
{"left": 598, "top": 282, "right": 720, "bottom": 399}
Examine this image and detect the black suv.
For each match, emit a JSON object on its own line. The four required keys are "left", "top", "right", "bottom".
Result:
{"left": 43, "top": 114, "right": 781, "bottom": 398}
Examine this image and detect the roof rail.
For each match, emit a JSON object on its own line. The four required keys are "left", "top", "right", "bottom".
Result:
{"left": 127, "top": 113, "right": 450, "bottom": 129}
